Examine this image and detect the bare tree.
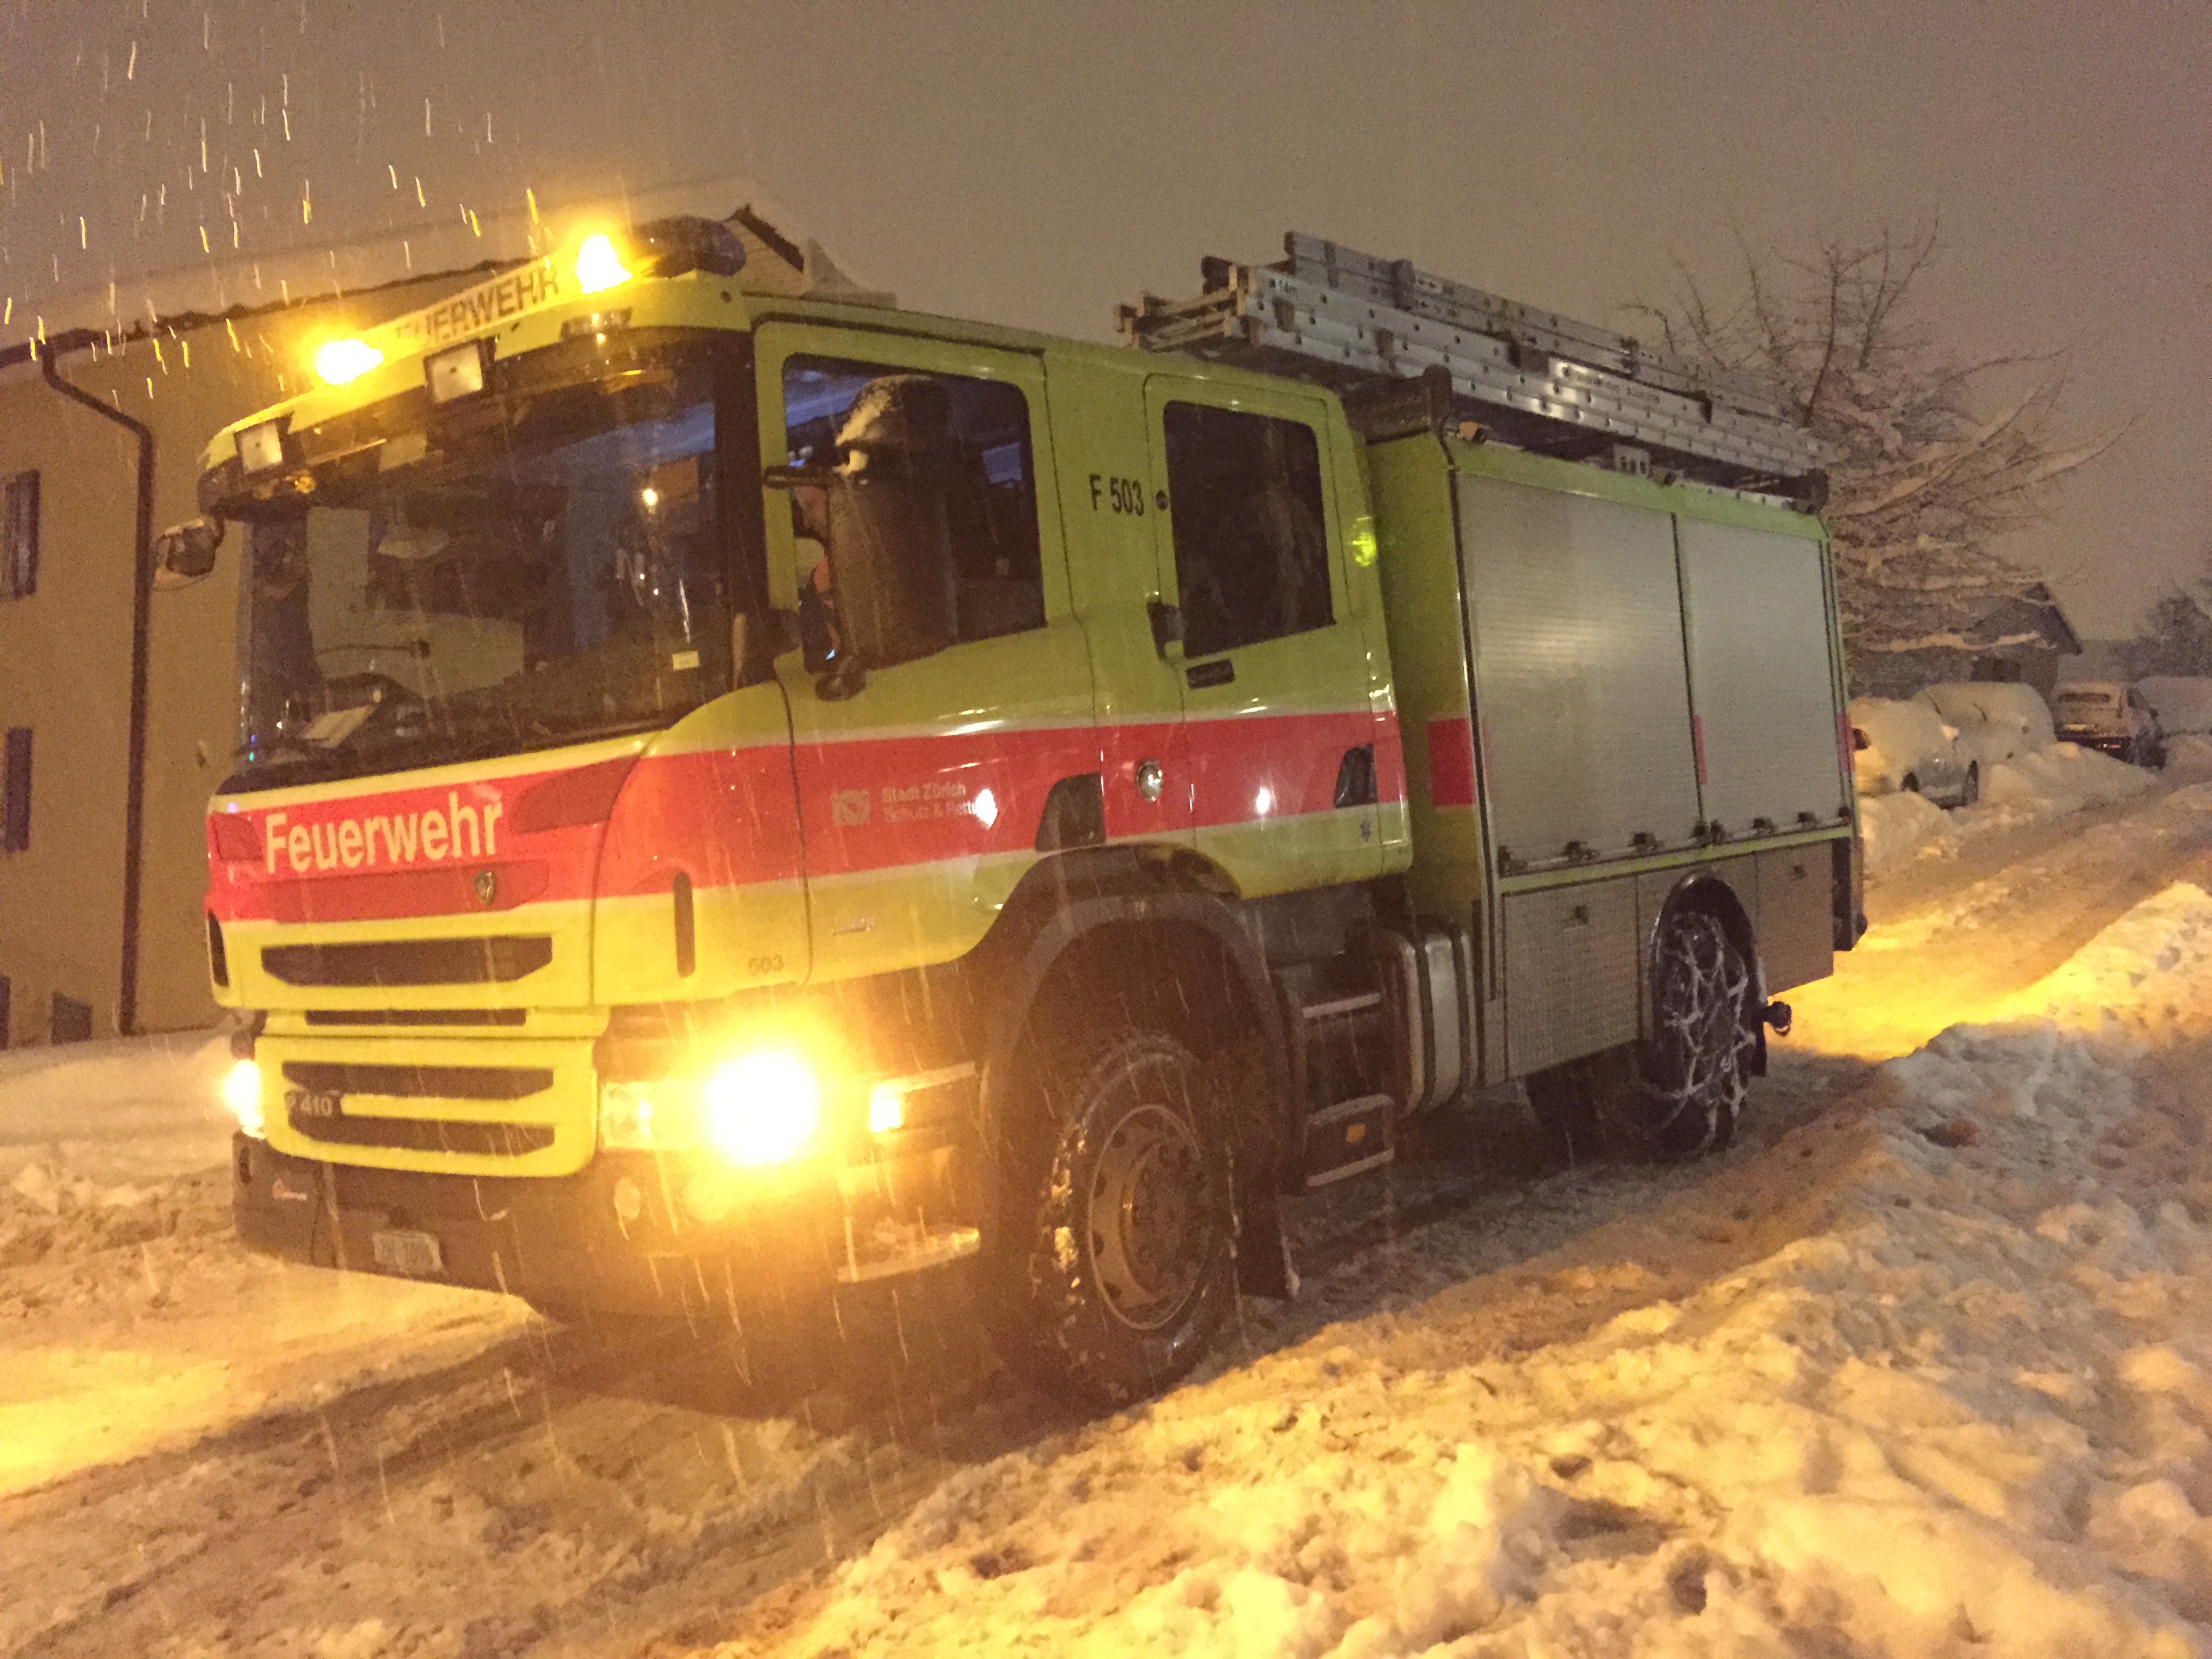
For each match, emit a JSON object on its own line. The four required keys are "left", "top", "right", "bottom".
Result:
{"left": 1631, "top": 225, "right": 2111, "bottom": 677}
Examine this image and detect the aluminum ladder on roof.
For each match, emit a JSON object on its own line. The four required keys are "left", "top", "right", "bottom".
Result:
{"left": 1118, "top": 232, "right": 1829, "bottom": 501}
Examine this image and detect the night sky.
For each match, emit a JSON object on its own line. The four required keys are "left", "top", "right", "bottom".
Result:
{"left": 3, "top": 0, "right": 2204, "bottom": 638}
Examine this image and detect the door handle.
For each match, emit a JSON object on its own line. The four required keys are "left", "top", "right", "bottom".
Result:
{"left": 1147, "top": 599, "right": 1184, "bottom": 658}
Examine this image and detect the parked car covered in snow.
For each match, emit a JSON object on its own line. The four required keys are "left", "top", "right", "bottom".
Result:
{"left": 1917, "top": 682, "right": 2056, "bottom": 772}
{"left": 1849, "top": 695, "right": 1978, "bottom": 806}
{"left": 2052, "top": 682, "right": 2166, "bottom": 767}
{"left": 2133, "top": 676, "right": 2212, "bottom": 739}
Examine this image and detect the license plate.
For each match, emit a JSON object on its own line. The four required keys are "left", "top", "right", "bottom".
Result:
{"left": 371, "top": 1229, "right": 444, "bottom": 1275}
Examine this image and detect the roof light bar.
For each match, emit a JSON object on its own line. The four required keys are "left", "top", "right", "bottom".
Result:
{"left": 575, "top": 233, "right": 631, "bottom": 295}
{"left": 314, "top": 337, "right": 383, "bottom": 386}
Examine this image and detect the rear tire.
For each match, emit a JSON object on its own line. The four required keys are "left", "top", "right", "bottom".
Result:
{"left": 1959, "top": 764, "right": 1980, "bottom": 807}
{"left": 983, "top": 1031, "right": 1237, "bottom": 1408}
{"left": 1900, "top": 772, "right": 1921, "bottom": 794}
{"left": 1527, "top": 910, "right": 1755, "bottom": 1162}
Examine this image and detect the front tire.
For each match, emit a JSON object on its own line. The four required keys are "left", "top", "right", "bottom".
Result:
{"left": 985, "top": 1032, "right": 1237, "bottom": 1408}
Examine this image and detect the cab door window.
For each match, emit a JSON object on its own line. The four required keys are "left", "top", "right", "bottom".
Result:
{"left": 781, "top": 356, "right": 1044, "bottom": 674}
{"left": 1162, "top": 403, "right": 1331, "bottom": 657}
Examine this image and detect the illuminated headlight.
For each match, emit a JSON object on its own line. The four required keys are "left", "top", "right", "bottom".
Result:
{"left": 599, "top": 1048, "right": 823, "bottom": 1167}
{"left": 703, "top": 1052, "right": 821, "bottom": 1166}
{"left": 237, "top": 419, "right": 287, "bottom": 474}
{"left": 314, "top": 337, "right": 383, "bottom": 386}
{"left": 223, "top": 1059, "right": 266, "bottom": 1139}
{"left": 425, "top": 339, "right": 489, "bottom": 403}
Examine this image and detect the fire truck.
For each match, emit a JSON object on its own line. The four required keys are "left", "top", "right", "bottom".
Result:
{"left": 173, "top": 218, "right": 1858, "bottom": 1404}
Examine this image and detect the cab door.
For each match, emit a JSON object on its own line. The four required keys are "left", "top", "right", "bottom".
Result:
{"left": 1141, "top": 377, "right": 1384, "bottom": 895}
{"left": 752, "top": 322, "right": 1097, "bottom": 983}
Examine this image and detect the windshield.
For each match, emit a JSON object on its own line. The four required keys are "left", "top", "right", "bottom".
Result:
{"left": 2055, "top": 689, "right": 2118, "bottom": 710}
{"left": 228, "top": 337, "right": 739, "bottom": 790}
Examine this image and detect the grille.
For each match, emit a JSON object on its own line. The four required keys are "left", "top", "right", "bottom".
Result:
{"left": 281, "top": 1061, "right": 553, "bottom": 1101}
{"left": 284, "top": 1107, "right": 555, "bottom": 1158}
{"left": 261, "top": 937, "right": 553, "bottom": 987}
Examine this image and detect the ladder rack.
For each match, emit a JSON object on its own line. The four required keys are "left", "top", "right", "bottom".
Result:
{"left": 1119, "top": 232, "right": 1828, "bottom": 503}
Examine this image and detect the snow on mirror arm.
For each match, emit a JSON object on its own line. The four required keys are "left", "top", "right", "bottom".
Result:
{"left": 222, "top": 340, "right": 739, "bottom": 792}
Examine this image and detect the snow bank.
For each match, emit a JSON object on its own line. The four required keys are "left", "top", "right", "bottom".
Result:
{"left": 2136, "top": 676, "right": 2212, "bottom": 735}
{"left": 1858, "top": 787, "right": 1960, "bottom": 873}
{"left": 0, "top": 1029, "right": 234, "bottom": 1188}
{"left": 1860, "top": 743, "right": 2163, "bottom": 877}
{"left": 0, "top": 1030, "right": 525, "bottom": 1498}
{"left": 1982, "top": 740, "right": 2158, "bottom": 819}
{"left": 732, "top": 884, "right": 2212, "bottom": 1658}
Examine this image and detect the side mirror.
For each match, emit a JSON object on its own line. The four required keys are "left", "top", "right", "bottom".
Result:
{"left": 152, "top": 518, "right": 223, "bottom": 589}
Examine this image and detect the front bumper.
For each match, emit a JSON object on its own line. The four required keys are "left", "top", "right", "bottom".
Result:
{"left": 231, "top": 1127, "right": 976, "bottom": 1318}
{"left": 2059, "top": 731, "right": 2133, "bottom": 756}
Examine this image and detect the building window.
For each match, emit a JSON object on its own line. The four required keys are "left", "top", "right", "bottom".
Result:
{"left": 1160, "top": 403, "right": 1332, "bottom": 659}
{"left": 2, "top": 727, "right": 29, "bottom": 852}
{"left": 3, "top": 471, "right": 37, "bottom": 598}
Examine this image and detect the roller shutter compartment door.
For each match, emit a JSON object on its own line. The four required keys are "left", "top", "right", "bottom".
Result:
{"left": 1677, "top": 520, "right": 1846, "bottom": 838}
{"left": 1454, "top": 474, "right": 1700, "bottom": 869}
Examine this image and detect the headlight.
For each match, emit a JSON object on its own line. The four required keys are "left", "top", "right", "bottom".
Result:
{"left": 703, "top": 1051, "right": 821, "bottom": 1166}
{"left": 223, "top": 1059, "right": 266, "bottom": 1139}
{"left": 598, "top": 1048, "right": 822, "bottom": 1168}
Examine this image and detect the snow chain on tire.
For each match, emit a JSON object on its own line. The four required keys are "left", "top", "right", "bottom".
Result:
{"left": 1609, "top": 909, "right": 1757, "bottom": 1160}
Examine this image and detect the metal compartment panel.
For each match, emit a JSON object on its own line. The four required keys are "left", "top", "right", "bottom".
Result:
{"left": 1757, "top": 846, "right": 1837, "bottom": 994}
{"left": 1678, "top": 519, "right": 1847, "bottom": 836}
{"left": 1455, "top": 474, "right": 1701, "bottom": 867}
{"left": 1502, "top": 878, "right": 1639, "bottom": 1076}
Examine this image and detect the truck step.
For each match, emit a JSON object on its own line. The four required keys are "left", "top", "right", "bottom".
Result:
{"left": 1303, "top": 1092, "right": 1395, "bottom": 1188}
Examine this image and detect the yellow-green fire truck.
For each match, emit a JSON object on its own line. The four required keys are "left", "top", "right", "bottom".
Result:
{"left": 176, "top": 218, "right": 1858, "bottom": 1403}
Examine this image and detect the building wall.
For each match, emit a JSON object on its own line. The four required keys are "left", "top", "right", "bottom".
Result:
{"left": 0, "top": 270, "right": 476, "bottom": 1044}
{"left": 0, "top": 369, "right": 140, "bottom": 1042}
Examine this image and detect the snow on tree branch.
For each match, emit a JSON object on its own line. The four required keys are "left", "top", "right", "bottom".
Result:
{"left": 1629, "top": 224, "right": 2115, "bottom": 676}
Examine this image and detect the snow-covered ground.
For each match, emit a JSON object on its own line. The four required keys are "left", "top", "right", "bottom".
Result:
{"left": 0, "top": 1032, "right": 526, "bottom": 1502}
{"left": 7, "top": 775, "right": 2212, "bottom": 1657}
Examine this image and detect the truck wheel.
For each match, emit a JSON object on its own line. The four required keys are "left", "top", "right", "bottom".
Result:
{"left": 1563, "top": 910, "right": 1755, "bottom": 1161}
{"left": 1900, "top": 772, "right": 1921, "bottom": 794}
{"left": 985, "top": 1031, "right": 1237, "bottom": 1407}
{"left": 1961, "top": 764, "right": 1980, "bottom": 807}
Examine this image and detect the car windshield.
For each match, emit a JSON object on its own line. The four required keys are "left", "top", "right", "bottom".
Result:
{"left": 228, "top": 338, "right": 735, "bottom": 790}
{"left": 2057, "top": 689, "right": 2117, "bottom": 707}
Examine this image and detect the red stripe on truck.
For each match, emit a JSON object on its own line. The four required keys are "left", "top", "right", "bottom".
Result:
{"left": 207, "top": 707, "right": 1406, "bottom": 926}
{"left": 1426, "top": 716, "right": 1477, "bottom": 809}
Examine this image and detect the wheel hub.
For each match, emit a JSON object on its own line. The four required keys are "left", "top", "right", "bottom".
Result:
{"left": 1087, "top": 1102, "right": 1210, "bottom": 1332}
